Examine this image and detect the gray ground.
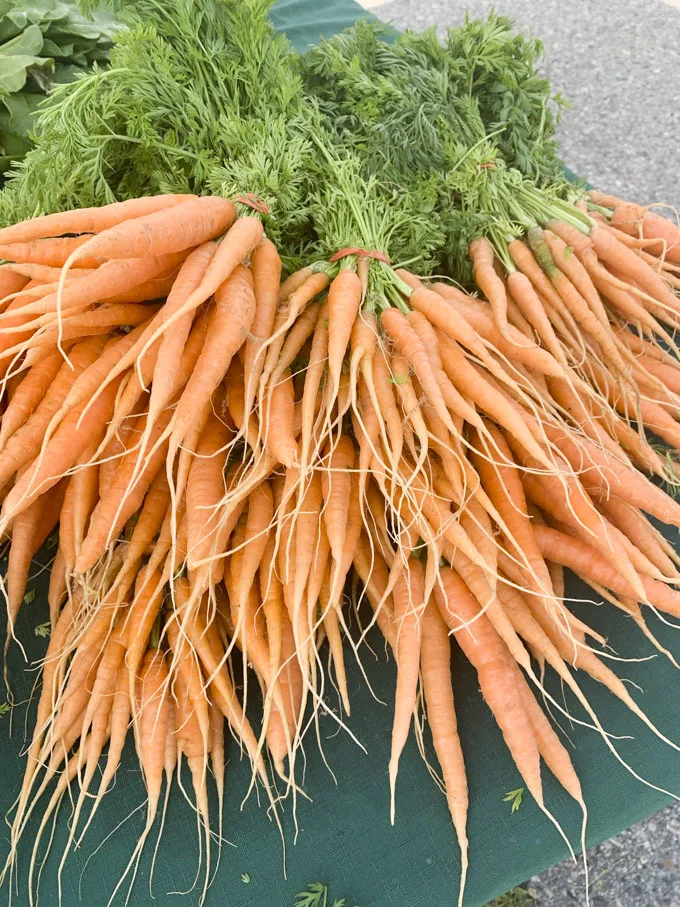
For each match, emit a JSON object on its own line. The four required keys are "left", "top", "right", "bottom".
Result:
{"left": 369, "top": 1, "right": 680, "bottom": 905}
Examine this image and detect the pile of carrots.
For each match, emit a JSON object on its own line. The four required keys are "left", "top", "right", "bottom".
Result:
{"left": 1, "top": 188, "right": 680, "bottom": 905}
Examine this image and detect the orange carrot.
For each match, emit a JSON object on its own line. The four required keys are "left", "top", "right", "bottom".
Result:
{"left": 590, "top": 224, "right": 680, "bottom": 313}
{"left": 278, "top": 266, "right": 313, "bottom": 302}
{"left": 5, "top": 480, "right": 66, "bottom": 649}
{"left": 470, "top": 237, "right": 518, "bottom": 344}
{"left": 0, "top": 195, "right": 193, "bottom": 245}
{"left": 533, "top": 524, "right": 680, "bottom": 617}
{"left": 421, "top": 598, "right": 468, "bottom": 907}
{"left": 0, "top": 236, "right": 99, "bottom": 268}
{"left": 389, "top": 559, "right": 425, "bottom": 823}
{"left": 185, "top": 414, "right": 231, "bottom": 571}
{"left": 0, "top": 350, "right": 62, "bottom": 451}
{"left": 266, "top": 370, "right": 298, "bottom": 467}
{"left": 67, "top": 196, "right": 235, "bottom": 267}
{"left": 382, "top": 307, "right": 456, "bottom": 433}
{"left": 169, "top": 264, "right": 254, "bottom": 457}
{"left": 0, "top": 253, "right": 186, "bottom": 321}
{"left": 611, "top": 203, "right": 680, "bottom": 264}
{"left": 328, "top": 268, "right": 362, "bottom": 396}
{"left": 76, "top": 408, "right": 172, "bottom": 572}
{"left": 435, "top": 568, "right": 543, "bottom": 805}
{"left": 243, "top": 238, "right": 282, "bottom": 416}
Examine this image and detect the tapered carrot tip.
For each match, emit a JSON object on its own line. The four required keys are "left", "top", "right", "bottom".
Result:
{"left": 389, "top": 759, "right": 398, "bottom": 826}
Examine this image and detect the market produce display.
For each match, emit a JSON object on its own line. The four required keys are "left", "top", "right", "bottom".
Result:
{"left": 1, "top": 1, "right": 680, "bottom": 905}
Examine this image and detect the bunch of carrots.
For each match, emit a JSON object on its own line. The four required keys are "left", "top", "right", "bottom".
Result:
{"left": 0, "top": 187, "right": 679, "bottom": 906}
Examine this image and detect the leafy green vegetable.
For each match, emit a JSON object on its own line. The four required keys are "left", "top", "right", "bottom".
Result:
{"left": 22, "top": 588, "right": 35, "bottom": 605}
{"left": 0, "top": 1, "right": 116, "bottom": 171}
{"left": 503, "top": 787, "right": 525, "bottom": 813}
{"left": 34, "top": 621, "right": 51, "bottom": 638}
{"left": 0, "top": 700, "right": 10, "bottom": 717}
{"left": 295, "top": 881, "right": 349, "bottom": 907}
{"left": 300, "top": 17, "right": 579, "bottom": 284}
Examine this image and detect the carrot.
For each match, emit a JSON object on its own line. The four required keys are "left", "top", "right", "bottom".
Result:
{"left": 136, "top": 216, "right": 264, "bottom": 364}
{"left": 114, "top": 471, "right": 170, "bottom": 587}
{"left": 265, "top": 606, "right": 301, "bottom": 775}
{"left": 179, "top": 593, "right": 269, "bottom": 784}
{"left": 319, "top": 563, "right": 350, "bottom": 713}
{"left": 279, "top": 266, "right": 313, "bottom": 302}
{"left": 266, "top": 370, "right": 298, "bottom": 467}
{"left": 0, "top": 236, "right": 100, "bottom": 268}
{"left": 76, "top": 623, "right": 128, "bottom": 780}
{"left": 328, "top": 268, "right": 362, "bottom": 397}
{"left": 349, "top": 311, "right": 378, "bottom": 391}
{"left": 298, "top": 300, "right": 329, "bottom": 470}
{"left": 41, "top": 321, "right": 154, "bottom": 447}
{"left": 421, "top": 598, "right": 469, "bottom": 907}
{"left": 596, "top": 496, "right": 679, "bottom": 581}
{"left": 0, "top": 269, "right": 28, "bottom": 303}
{"left": 47, "top": 547, "right": 68, "bottom": 627}
{"left": 470, "top": 237, "right": 521, "bottom": 345}
{"left": 67, "top": 196, "right": 235, "bottom": 269}
{"left": 543, "top": 229, "right": 608, "bottom": 325}
{"left": 469, "top": 425, "right": 553, "bottom": 599}
{"left": 98, "top": 415, "right": 139, "bottom": 502}
{"left": 433, "top": 283, "right": 564, "bottom": 377}
{"left": 435, "top": 568, "right": 543, "bottom": 805}
{"left": 590, "top": 224, "right": 680, "bottom": 314}
{"left": 0, "top": 252, "right": 186, "bottom": 321}
{"left": 269, "top": 300, "right": 321, "bottom": 387}
{"left": 5, "top": 479, "right": 66, "bottom": 655}
{"left": 321, "top": 435, "right": 355, "bottom": 565}
{"left": 70, "top": 443, "right": 100, "bottom": 558}
{"left": 2, "top": 376, "right": 120, "bottom": 523}
{"left": 382, "top": 307, "right": 457, "bottom": 434}
{"left": 0, "top": 194, "right": 194, "bottom": 245}
{"left": 244, "top": 238, "right": 282, "bottom": 417}
{"left": 260, "top": 531, "right": 285, "bottom": 669}
{"left": 2, "top": 262, "right": 97, "bottom": 284}
{"left": 611, "top": 203, "right": 680, "bottom": 264}
{"left": 504, "top": 270, "right": 565, "bottom": 363}
{"left": 124, "top": 569, "right": 165, "bottom": 698}
{"left": 185, "top": 414, "right": 231, "bottom": 571}
{"left": 533, "top": 524, "right": 680, "bottom": 617}
{"left": 0, "top": 351, "right": 63, "bottom": 451}
{"left": 511, "top": 663, "right": 586, "bottom": 815}
{"left": 99, "top": 273, "right": 178, "bottom": 305}
{"left": 166, "top": 612, "right": 210, "bottom": 757}
{"left": 237, "top": 482, "right": 274, "bottom": 610}
{"left": 20, "top": 305, "right": 158, "bottom": 365}
{"left": 292, "top": 470, "right": 324, "bottom": 636}
{"left": 108, "top": 647, "right": 170, "bottom": 904}
{"left": 436, "top": 332, "right": 553, "bottom": 470}
{"left": 508, "top": 237, "right": 575, "bottom": 318}
{"left": 168, "top": 265, "right": 254, "bottom": 458}
{"left": 0, "top": 335, "right": 106, "bottom": 489}
{"left": 389, "top": 559, "right": 425, "bottom": 823}
{"left": 514, "top": 449, "right": 648, "bottom": 601}
{"left": 75, "top": 408, "right": 172, "bottom": 573}
{"left": 369, "top": 344, "right": 404, "bottom": 472}
{"left": 528, "top": 229, "right": 626, "bottom": 370}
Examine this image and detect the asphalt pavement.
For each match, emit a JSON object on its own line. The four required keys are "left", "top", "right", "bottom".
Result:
{"left": 365, "top": 2, "right": 680, "bottom": 905}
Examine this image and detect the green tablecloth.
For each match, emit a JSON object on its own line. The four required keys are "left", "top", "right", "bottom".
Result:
{"left": 2, "top": 3, "right": 680, "bottom": 906}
